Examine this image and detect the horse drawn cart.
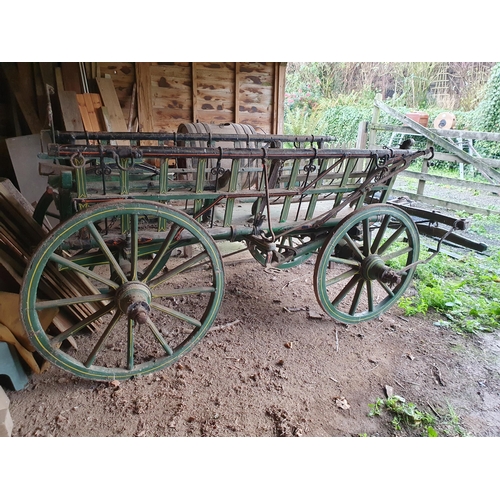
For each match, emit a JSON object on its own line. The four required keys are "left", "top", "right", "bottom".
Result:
{"left": 20, "top": 127, "right": 437, "bottom": 380}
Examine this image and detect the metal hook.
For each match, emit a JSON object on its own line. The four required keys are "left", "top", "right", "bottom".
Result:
{"left": 425, "top": 147, "right": 435, "bottom": 161}
{"left": 70, "top": 152, "right": 86, "bottom": 168}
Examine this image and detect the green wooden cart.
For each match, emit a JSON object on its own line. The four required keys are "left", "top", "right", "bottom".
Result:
{"left": 21, "top": 129, "right": 434, "bottom": 380}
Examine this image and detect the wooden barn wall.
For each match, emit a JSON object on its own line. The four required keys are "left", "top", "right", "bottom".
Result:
{"left": 97, "top": 62, "right": 285, "bottom": 134}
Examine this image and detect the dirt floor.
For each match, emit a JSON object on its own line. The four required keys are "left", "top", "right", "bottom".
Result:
{"left": 3, "top": 176, "right": 500, "bottom": 438}
{"left": 5, "top": 244, "right": 500, "bottom": 438}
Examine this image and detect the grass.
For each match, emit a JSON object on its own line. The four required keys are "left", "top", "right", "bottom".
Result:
{"left": 367, "top": 396, "right": 468, "bottom": 436}
{"left": 398, "top": 246, "right": 500, "bottom": 334}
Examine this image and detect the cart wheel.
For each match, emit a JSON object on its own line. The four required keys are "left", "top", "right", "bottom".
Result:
{"left": 314, "top": 204, "right": 420, "bottom": 324}
{"left": 21, "top": 201, "right": 225, "bottom": 381}
{"left": 247, "top": 234, "right": 315, "bottom": 269}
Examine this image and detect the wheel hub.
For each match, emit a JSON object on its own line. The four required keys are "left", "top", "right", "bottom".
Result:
{"left": 361, "top": 255, "right": 401, "bottom": 285}
{"left": 115, "top": 282, "right": 152, "bottom": 324}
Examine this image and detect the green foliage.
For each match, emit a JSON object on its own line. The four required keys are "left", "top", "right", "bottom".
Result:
{"left": 471, "top": 62, "right": 500, "bottom": 158}
{"left": 368, "top": 396, "right": 435, "bottom": 434}
{"left": 283, "top": 62, "right": 488, "bottom": 152}
{"left": 398, "top": 248, "right": 500, "bottom": 334}
{"left": 368, "top": 396, "right": 468, "bottom": 436}
{"left": 283, "top": 105, "right": 328, "bottom": 136}
{"left": 468, "top": 213, "right": 500, "bottom": 241}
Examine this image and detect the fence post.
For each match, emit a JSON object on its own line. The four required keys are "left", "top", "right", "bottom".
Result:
{"left": 356, "top": 121, "right": 368, "bottom": 149}
{"left": 368, "top": 94, "right": 382, "bottom": 148}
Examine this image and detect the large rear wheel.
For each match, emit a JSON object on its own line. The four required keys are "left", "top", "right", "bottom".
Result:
{"left": 21, "top": 201, "right": 225, "bottom": 381}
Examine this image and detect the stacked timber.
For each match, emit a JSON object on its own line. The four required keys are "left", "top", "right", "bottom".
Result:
{"left": 0, "top": 179, "right": 104, "bottom": 364}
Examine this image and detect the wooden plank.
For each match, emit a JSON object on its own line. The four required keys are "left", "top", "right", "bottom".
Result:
{"left": 5, "top": 134, "right": 48, "bottom": 205}
{"left": 135, "top": 63, "right": 155, "bottom": 133}
{"left": 274, "top": 62, "right": 286, "bottom": 135}
{"left": 1, "top": 62, "right": 43, "bottom": 134}
{"left": 61, "top": 62, "right": 83, "bottom": 94}
{"left": 96, "top": 76, "right": 128, "bottom": 132}
{"left": 33, "top": 63, "right": 47, "bottom": 125}
{"left": 89, "top": 93, "right": 105, "bottom": 131}
{"left": 390, "top": 189, "right": 500, "bottom": 217}
{"left": 191, "top": 62, "right": 198, "bottom": 123}
{"left": 76, "top": 94, "right": 93, "bottom": 132}
{"left": 17, "top": 63, "right": 37, "bottom": 115}
{"left": 83, "top": 93, "right": 101, "bottom": 132}
{"left": 55, "top": 66, "right": 65, "bottom": 94}
{"left": 371, "top": 123, "right": 500, "bottom": 142}
{"left": 39, "top": 62, "right": 56, "bottom": 89}
{"left": 58, "top": 90, "right": 84, "bottom": 132}
{"left": 399, "top": 170, "right": 500, "bottom": 195}
{"left": 128, "top": 83, "right": 137, "bottom": 131}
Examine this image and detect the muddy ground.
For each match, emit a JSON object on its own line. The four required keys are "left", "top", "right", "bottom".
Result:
{"left": 5, "top": 244, "right": 500, "bottom": 438}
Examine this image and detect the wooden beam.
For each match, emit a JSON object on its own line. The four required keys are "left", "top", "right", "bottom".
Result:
{"left": 371, "top": 123, "right": 500, "bottom": 143}
{"left": 61, "top": 62, "right": 83, "bottom": 94}
{"left": 1, "top": 62, "right": 43, "bottom": 134}
{"left": 135, "top": 63, "right": 154, "bottom": 133}
{"left": 234, "top": 62, "right": 240, "bottom": 124}
{"left": 58, "top": 91, "right": 84, "bottom": 132}
{"left": 390, "top": 189, "right": 500, "bottom": 217}
{"left": 55, "top": 66, "right": 65, "bottom": 94}
{"left": 191, "top": 62, "right": 198, "bottom": 123}
{"left": 273, "top": 62, "right": 286, "bottom": 134}
{"left": 96, "top": 76, "right": 128, "bottom": 132}
{"left": 39, "top": 62, "right": 56, "bottom": 89}
{"left": 33, "top": 63, "right": 47, "bottom": 126}
{"left": 83, "top": 93, "right": 101, "bottom": 132}
{"left": 399, "top": 170, "right": 500, "bottom": 195}
{"left": 76, "top": 94, "right": 93, "bottom": 132}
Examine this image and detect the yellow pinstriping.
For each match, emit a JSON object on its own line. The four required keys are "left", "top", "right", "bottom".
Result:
{"left": 25, "top": 203, "right": 224, "bottom": 379}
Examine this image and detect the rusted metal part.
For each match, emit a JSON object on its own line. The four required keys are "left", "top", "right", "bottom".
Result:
{"left": 387, "top": 200, "right": 468, "bottom": 230}
{"left": 45, "top": 144, "right": 425, "bottom": 162}
{"left": 54, "top": 130, "right": 336, "bottom": 145}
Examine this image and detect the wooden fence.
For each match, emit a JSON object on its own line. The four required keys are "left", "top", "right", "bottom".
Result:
{"left": 356, "top": 98, "right": 500, "bottom": 216}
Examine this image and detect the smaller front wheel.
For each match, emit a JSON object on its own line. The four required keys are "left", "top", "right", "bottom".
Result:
{"left": 314, "top": 204, "right": 420, "bottom": 323}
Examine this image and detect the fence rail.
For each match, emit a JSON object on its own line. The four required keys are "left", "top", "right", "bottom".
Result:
{"left": 356, "top": 98, "right": 500, "bottom": 216}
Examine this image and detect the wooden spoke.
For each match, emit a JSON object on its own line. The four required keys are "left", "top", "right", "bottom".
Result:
{"left": 370, "top": 214, "right": 391, "bottom": 254}
{"left": 362, "top": 217, "right": 371, "bottom": 256}
{"left": 147, "top": 251, "right": 210, "bottom": 289}
{"left": 332, "top": 275, "right": 360, "bottom": 307}
{"left": 49, "top": 253, "right": 119, "bottom": 289}
{"left": 377, "top": 225, "right": 407, "bottom": 256}
{"left": 382, "top": 245, "right": 413, "bottom": 263}
{"left": 150, "top": 302, "right": 202, "bottom": 328}
{"left": 349, "top": 280, "right": 365, "bottom": 316}
{"left": 141, "top": 223, "right": 180, "bottom": 283}
{"left": 325, "top": 268, "right": 359, "bottom": 288}
{"left": 50, "top": 302, "right": 115, "bottom": 347}
{"left": 35, "top": 293, "right": 113, "bottom": 310}
{"left": 342, "top": 233, "right": 364, "bottom": 261}
{"left": 130, "top": 214, "right": 139, "bottom": 281}
{"left": 84, "top": 309, "right": 122, "bottom": 368}
{"left": 87, "top": 222, "right": 128, "bottom": 284}
{"left": 152, "top": 286, "right": 216, "bottom": 298}
{"left": 146, "top": 317, "right": 174, "bottom": 356}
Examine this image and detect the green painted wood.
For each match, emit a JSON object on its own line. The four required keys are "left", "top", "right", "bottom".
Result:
{"left": 305, "top": 158, "right": 330, "bottom": 220}
{"left": 223, "top": 159, "right": 241, "bottom": 226}
{"left": 279, "top": 158, "right": 302, "bottom": 222}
